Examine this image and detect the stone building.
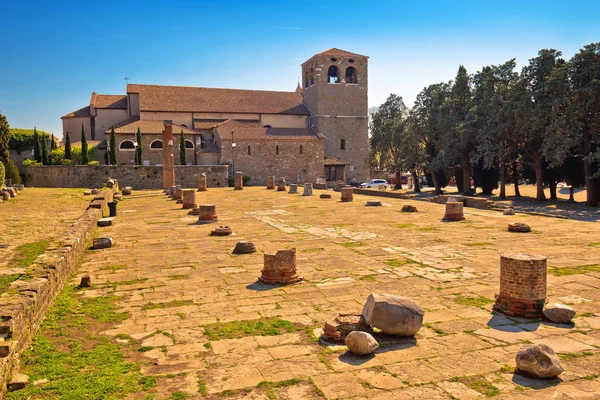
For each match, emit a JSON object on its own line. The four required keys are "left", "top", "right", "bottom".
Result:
{"left": 61, "top": 48, "right": 370, "bottom": 185}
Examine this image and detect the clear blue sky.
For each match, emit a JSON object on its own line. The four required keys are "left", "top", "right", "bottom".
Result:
{"left": 1, "top": 0, "right": 599, "bottom": 138}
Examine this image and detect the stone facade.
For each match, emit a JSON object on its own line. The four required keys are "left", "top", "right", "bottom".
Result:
{"left": 25, "top": 165, "right": 228, "bottom": 189}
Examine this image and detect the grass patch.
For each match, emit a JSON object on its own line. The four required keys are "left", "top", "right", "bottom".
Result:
{"left": 559, "top": 351, "right": 594, "bottom": 361}
{"left": 359, "top": 275, "right": 376, "bottom": 281}
{"left": 168, "top": 275, "right": 190, "bottom": 280}
{"left": 142, "top": 299, "right": 195, "bottom": 310}
{"left": 171, "top": 391, "right": 191, "bottom": 400}
{"left": 203, "top": 318, "right": 300, "bottom": 341}
{"left": 114, "top": 278, "right": 148, "bottom": 286}
{"left": 587, "top": 242, "right": 600, "bottom": 248}
{"left": 258, "top": 378, "right": 302, "bottom": 389}
{"left": 11, "top": 240, "right": 50, "bottom": 268}
{"left": 340, "top": 241, "right": 365, "bottom": 248}
{"left": 548, "top": 264, "right": 600, "bottom": 276}
{"left": 465, "top": 242, "right": 493, "bottom": 247}
{"left": 454, "top": 294, "right": 494, "bottom": 307}
{"left": 394, "top": 223, "right": 415, "bottom": 229}
{"left": 417, "top": 227, "right": 439, "bottom": 232}
{"left": 0, "top": 273, "right": 21, "bottom": 293}
{"left": 99, "top": 264, "right": 128, "bottom": 272}
{"left": 198, "top": 378, "right": 208, "bottom": 396}
{"left": 302, "top": 248, "right": 325, "bottom": 253}
{"left": 469, "top": 379, "right": 501, "bottom": 397}
{"left": 383, "top": 259, "right": 412, "bottom": 267}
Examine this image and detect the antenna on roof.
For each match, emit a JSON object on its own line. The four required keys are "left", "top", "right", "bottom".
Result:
{"left": 124, "top": 64, "right": 130, "bottom": 86}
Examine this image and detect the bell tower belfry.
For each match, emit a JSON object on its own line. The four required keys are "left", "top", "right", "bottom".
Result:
{"left": 301, "top": 48, "right": 369, "bottom": 182}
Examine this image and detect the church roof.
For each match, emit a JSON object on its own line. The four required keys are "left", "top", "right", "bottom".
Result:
{"left": 127, "top": 84, "right": 309, "bottom": 115}
{"left": 105, "top": 117, "right": 196, "bottom": 135}
{"left": 216, "top": 120, "right": 321, "bottom": 141}
{"left": 302, "top": 48, "right": 368, "bottom": 66}
{"left": 92, "top": 94, "right": 127, "bottom": 109}
{"left": 193, "top": 119, "right": 227, "bottom": 130}
{"left": 324, "top": 157, "right": 347, "bottom": 166}
{"left": 61, "top": 105, "right": 91, "bottom": 119}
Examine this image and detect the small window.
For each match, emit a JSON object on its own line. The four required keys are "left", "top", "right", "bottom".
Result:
{"left": 185, "top": 139, "right": 194, "bottom": 149}
{"left": 310, "top": 68, "right": 314, "bottom": 86}
{"left": 328, "top": 65, "right": 339, "bottom": 83}
{"left": 299, "top": 145, "right": 303, "bottom": 154}
{"left": 119, "top": 140, "right": 135, "bottom": 150}
{"left": 340, "top": 139, "right": 346, "bottom": 150}
{"left": 180, "top": 124, "right": 188, "bottom": 128}
{"left": 276, "top": 145, "right": 279, "bottom": 155}
{"left": 263, "top": 124, "right": 272, "bottom": 128}
{"left": 150, "top": 140, "right": 163, "bottom": 149}
{"left": 349, "top": 59, "right": 355, "bottom": 63}
{"left": 346, "top": 67, "right": 358, "bottom": 84}
{"left": 247, "top": 145, "right": 251, "bottom": 155}
{"left": 331, "top": 57, "right": 337, "bottom": 62}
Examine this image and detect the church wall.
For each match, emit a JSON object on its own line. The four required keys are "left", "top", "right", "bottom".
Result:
{"left": 62, "top": 117, "right": 91, "bottom": 143}
{"left": 193, "top": 112, "right": 260, "bottom": 121}
{"left": 95, "top": 108, "right": 128, "bottom": 139}
{"left": 140, "top": 111, "right": 194, "bottom": 129}
{"left": 260, "top": 114, "right": 307, "bottom": 128}
{"left": 114, "top": 133, "right": 199, "bottom": 166}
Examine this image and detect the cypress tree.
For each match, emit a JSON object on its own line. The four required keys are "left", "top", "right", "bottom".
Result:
{"left": 50, "top": 134, "right": 56, "bottom": 150}
{"left": 179, "top": 130, "right": 186, "bottom": 165}
{"left": 81, "top": 124, "right": 89, "bottom": 165}
{"left": 41, "top": 134, "right": 49, "bottom": 165}
{"left": 136, "top": 127, "right": 143, "bottom": 166}
{"left": 65, "top": 131, "right": 72, "bottom": 160}
{"left": 33, "top": 127, "right": 41, "bottom": 162}
{"left": 109, "top": 127, "right": 117, "bottom": 165}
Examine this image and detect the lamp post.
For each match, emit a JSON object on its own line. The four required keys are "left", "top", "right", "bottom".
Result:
{"left": 231, "top": 131, "right": 236, "bottom": 174}
{"left": 133, "top": 141, "right": 139, "bottom": 165}
{"left": 107, "top": 143, "right": 111, "bottom": 166}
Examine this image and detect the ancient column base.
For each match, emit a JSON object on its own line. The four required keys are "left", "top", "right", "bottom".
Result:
{"left": 197, "top": 204, "right": 219, "bottom": 224}
{"left": 259, "top": 248, "right": 303, "bottom": 285}
{"left": 493, "top": 294, "right": 546, "bottom": 320}
{"left": 258, "top": 273, "right": 303, "bottom": 285}
{"left": 443, "top": 202, "right": 465, "bottom": 221}
{"left": 210, "top": 226, "right": 233, "bottom": 236}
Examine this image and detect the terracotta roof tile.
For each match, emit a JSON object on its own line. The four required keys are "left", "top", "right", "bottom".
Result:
{"left": 324, "top": 157, "right": 347, "bottom": 166}
{"left": 217, "top": 120, "right": 320, "bottom": 141}
{"left": 193, "top": 119, "right": 227, "bottom": 130}
{"left": 106, "top": 117, "right": 196, "bottom": 135}
{"left": 316, "top": 48, "right": 367, "bottom": 58}
{"left": 94, "top": 95, "right": 127, "bottom": 109}
{"left": 61, "top": 105, "right": 92, "bottom": 119}
{"left": 127, "top": 84, "right": 309, "bottom": 115}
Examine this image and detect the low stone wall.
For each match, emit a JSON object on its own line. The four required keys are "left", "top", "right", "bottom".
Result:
{"left": 24, "top": 165, "right": 228, "bottom": 189}
{"left": 0, "top": 189, "right": 112, "bottom": 392}
{"left": 430, "top": 194, "right": 494, "bottom": 210}
{"left": 352, "top": 188, "right": 409, "bottom": 199}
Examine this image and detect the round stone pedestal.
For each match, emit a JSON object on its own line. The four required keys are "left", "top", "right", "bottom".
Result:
{"left": 443, "top": 202, "right": 465, "bottom": 221}
{"left": 341, "top": 187, "right": 353, "bottom": 202}
{"left": 210, "top": 226, "right": 233, "bottom": 236}
{"left": 259, "top": 248, "right": 302, "bottom": 285}
{"left": 288, "top": 184, "right": 298, "bottom": 194}
{"left": 234, "top": 171, "right": 244, "bottom": 190}
{"left": 302, "top": 183, "right": 313, "bottom": 196}
{"left": 233, "top": 241, "right": 257, "bottom": 254}
{"left": 197, "top": 204, "right": 218, "bottom": 224}
{"left": 197, "top": 173, "right": 207, "bottom": 192}
{"left": 182, "top": 189, "right": 197, "bottom": 209}
{"left": 266, "top": 176, "right": 275, "bottom": 190}
{"left": 493, "top": 253, "right": 547, "bottom": 319}
{"left": 277, "top": 178, "right": 286, "bottom": 191}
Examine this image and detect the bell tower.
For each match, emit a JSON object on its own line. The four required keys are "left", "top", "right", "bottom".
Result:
{"left": 301, "top": 48, "right": 369, "bottom": 182}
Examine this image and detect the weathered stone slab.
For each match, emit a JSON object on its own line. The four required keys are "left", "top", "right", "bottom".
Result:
{"left": 516, "top": 344, "right": 563, "bottom": 378}
{"left": 345, "top": 331, "right": 379, "bottom": 355}
{"left": 362, "top": 293, "right": 424, "bottom": 336}
{"left": 97, "top": 217, "right": 114, "bottom": 227}
{"left": 508, "top": 222, "right": 531, "bottom": 232}
{"left": 92, "top": 237, "right": 113, "bottom": 249}
{"left": 543, "top": 303, "right": 576, "bottom": 324}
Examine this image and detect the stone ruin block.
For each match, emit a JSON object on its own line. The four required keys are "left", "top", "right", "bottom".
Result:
{"left": 210, "top": 226, "right": 233, "bottom": 236}
{"left": 182, "top": 189, "right": 197, "bottom": 209}
{"left": 197, "top": 204, "right": 218, "bottom": 224}
{"left": 233, "top": 241, "right": 257, "bottom": 254}
{"left": 234, "top": 171, "right": 244, "bottom": 190}
{"left": 302, "top": 183, "right": 313, "bottom": 196}
{"left": 334, "top": 180, "right": 345, "bottom": 192}
{"left": 320, "top": 193, "right": 331, "bottom": 199}
{"left": 322, "top": 313, "right": 371, "bottom": 343}
{"left": 401, "top": 205, "right": 418, "bottom": 212}
{"left": 92, "top": 237, "right": 113, "bottom": 249}
{"left": 97, "top": 217, "right": 114, "bottom": 227}
{"left": 508, "top": 222, "right": 531, "bottom": 232}
{"left": 259, "top": 248, "right": 302, "bottom": 285}
{"left": 288, "top": 184, "right": 298, "bottom": 194}
{"left": 197, "top": 173, "right": 207, "bottom": 191}
{"left": 122, "top": 186, "right": 133, "bottom": 195}
{"left": 341, "top": 187, "right": 353, "bottom": 202}
{"left": 266, "top": 176, "right": 275, "bottom": 190}
{"left": 443, "top": 201, "right": 465, "bottom": 221}
{"left": 366, "top": 200, "right": 382, "bottom": 207}
{"left": 277, "top": 177, "right": 286, "bottom": 191}
{"left": 79, "top": 274, "right": 92, "bottom": 288}
{"left": 493, "top": 253, "right": 547, "bottom": 319}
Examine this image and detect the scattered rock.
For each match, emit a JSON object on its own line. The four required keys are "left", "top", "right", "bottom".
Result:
{"left": 7, "top": 373, "right": 29, "bottom": 392}
{"left": 113, "top": 193, "right": 123, "bottom": 200}
{"left": 0, "top": 344, "right": 9, "bottom": 357}
{"left": 233, "top": 241, "right": 256, "bottom": 254}
{"left": 33, "top": 378, "right": 48, "bottom": 387}
{"left": 503, "top": 207, "right": 516, "bottom": 215}
{"left": 90, "top": 188, "right": 99, "bottom": 195}
{"left": 320, "top": 193, "right": 331, "bottom": 199}
{"left": 83, "top": 190, "right": 92, "bottom": 196}
{"left": 122, "top": 187, "right": 133, "bottom": 195}
{"left": 79, "top": 275, "right": 92, "bottom": 288}
{"left": 93, "top": 237, "right": 113, "bottom": 249}
{"left": 210, "top": 226, "right": 233, "bottom": 236}
{"left": 345, "top": 331, "right": 379, "bottom": 356}
{"left": 362, "top": 293, "right": 424, "bottom": 336}
{"left": 401, "top": 205, "right": 418, "bottom": 212}
{"left": 508, "top": 222, "right": 531, "bottom": 233}
{"left": 323, "top": 313, "right": 372, "bottom": 342}
{"left": 97, "top": 217, "right": 114, "bottom": 227}
{"left": 543, "top": 303, "right": 576, "bottom": 324}
{"left": 516, "top": 344, "right": 564, "bottom": 378}
{"left": 365, "top": 201, "right": 382, "bottom": 207}
{"left": 188, "top": 207, "right": 200, "bottom": 215}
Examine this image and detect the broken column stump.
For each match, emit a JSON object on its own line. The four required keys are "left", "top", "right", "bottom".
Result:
{"left": 234, "top": 171, "right": 244, "bottom": 190}
{"left": 175, "top": 187, "right": 184, "bottom": 203}
{"left": 341, "top": 187, "right": 353, "bottom": 202}
{"left": 233, "top": 241, "right": 257, "bottom": 254}
{"left": 182, "top": 189, "right": 197, "bottom": 209}
{"left": 266, "top": 176, "right": 275, "bottom": 190}
{"left": 197, "top": 204, "right": 218, "bottom": 224}
{"left": 302, "top": 183, "right": 313, "bottom": 196}
{"left": 162, "top": 121, "right": 176, "bottom": 190}
{"left": 322, "top": 313, "right": 372, "bottom": 343}
{"left": 97, "top": 217, "right": 114, "bottom": 227}
{"left": 288, "top": 184, "right": 298, "bottom": 194}
{"left": 79, "top": 274, "right": 92, "bottom": 288}
{"left": 508, "top": 222, "right": 531, "bottom": 233}
{"left": 92, "top": 237, "right": 113, "bottom": 249}
{"left": 401, "top": 205, "right": 418, "bottom": 212}
{"left": 259, "top": 248, "right": 302, "bottom": 285}
{"left": 210, "top": 226, "right": 233, "bottom": 236}
{"left": 443, "top": 201, "right": 465, "bottom": 221}
{"left": 277, "top": 177, "right": 286, "bottom": 191}
{"left": 366, "top": 200, "right": 382, "bottom": 207}
{"left": 320, "top": 193, "right": 331, "bottom": 199}
{"left": 493, "top": 253, "right": 547, "bottom": 319}
{"left": 197, "top": 173, "right": 207, "bottom": 192}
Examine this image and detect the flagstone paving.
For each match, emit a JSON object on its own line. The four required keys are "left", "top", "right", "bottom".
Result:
{"left": 13, "top": 187, "right": 600, "bottom": 399}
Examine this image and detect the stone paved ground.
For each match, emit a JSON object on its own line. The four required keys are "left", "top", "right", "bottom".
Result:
{"left": 20, "top": 187, "right": 600, "bottom": 399}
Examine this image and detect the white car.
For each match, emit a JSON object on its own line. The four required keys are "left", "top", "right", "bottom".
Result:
{"left": 360, "top": 179, "right": 389, "bottom": 189}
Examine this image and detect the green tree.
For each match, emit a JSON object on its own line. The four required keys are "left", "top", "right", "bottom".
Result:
{"left": 136, "top": 127, "right": 143, "bottom": 166}
{"left": 0, "top": 162, "right": 4, "bottom": 187}
{"left": 33, "top": 127, "right": 41, "bottom": 163}
{"left": 64, "top": 131, "right": 72, "bottom": 160}
{"left": 569, "top": 43, "right": 600, "bottom": 206}
{"left": 50, "top": 134, "right": 57, "bottom": 150}
{"left": 81, "top": 124, "right": 89, "bottom": 165}
{"left": 109, "top": 127, "right": 117, "bottom": 165}
{"left": 179, "top": 130, "right": 186, "bottom": 165}
{"left": 0, "top": 111, "right": 10, "bottom": 165}
{"left": 41, "top": 134, "right": 49, "bottom": 165}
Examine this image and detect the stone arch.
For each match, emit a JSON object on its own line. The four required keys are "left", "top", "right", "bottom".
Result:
{"left": 345, "top": 66, "right": 358, "bottom": 84}
{"left": 328, "top": 65, "right": 340, "bottom": 83}
{"left": 150, "top": 139, "right": 163, "bottom": 149}
{"left": 184, "top": 139, "right": 194, "bottom": 149}
{"left": 119, "top": 140, "right": 135, "bottom": 150}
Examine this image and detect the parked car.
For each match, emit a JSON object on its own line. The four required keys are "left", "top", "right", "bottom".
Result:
{"left": 360, "top": 179, "right": 389, "bottom": 189}
{"left": 390, "top": 175, "right": 409, "bottom": 185}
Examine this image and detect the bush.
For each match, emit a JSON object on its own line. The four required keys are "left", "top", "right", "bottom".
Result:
{"left": 22, "top": 159, "right": 41, "bottom": 167}
{"left": 60, "top": 159, "right": 74, "bottom": 166}
{"left": 49, "top": 147, "right": 65, "bottom": 165}
{"left": 227, "top": 174, "right": 251, "bottom": 187}
{"left": 8, "top": 128, "right": 51, "bottom": 154}
{"left": 88, "top": 160, "right": 100, "bottom": 166}
{"left": 0, "top": 162, "right": 4, "bottom": 187}
{"left": 4, "top": 160, "right": 21, "bottom": 184}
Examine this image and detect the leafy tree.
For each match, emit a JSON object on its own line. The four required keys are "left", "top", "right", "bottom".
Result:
{"left": 64, "top": 131, "right": 72, "bottom": 160}
{"left": 109, "top": 127, "right": 117, "bottom": 165}
{"left": 81, "top": 124, "right": 88, "bottom": 165}
{"left": 569, "top": 43, "right": 600, "bottom": 206}
{"left": 4, "top": 159, "right": 21, "bottom": 184}
{"left": 179, "top": 130, "right": 186, "bottom": 165}
{"left": 0, "top": 111, "right": 10, "bottom": 165}
{"left": 0, "top": 162, "right": 4, "bottom": 187}
{"left": 41, "top": 134, "right": 49, "bottom": 165}
{"left": 33, "top": 127, "right": 41, "bottom": 163}
{"left": 136, "top": 127, "right": 143, "bottom": 166}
